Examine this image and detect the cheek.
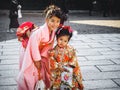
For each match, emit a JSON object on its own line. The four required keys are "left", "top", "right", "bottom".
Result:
{"left": 46, "top": 20, "right": 51, "bottom": 25}
{"left": 47, "top": 21, "right": 51, "bottom": 25}
{"left": 63, "top": 42, "right": 66, "bottom": 46}
{"left": 49, "top": 22, "right": 55, "bottom": 28}
{"left": 56, "top": 21, "right": 60, "bottom": 25}
{"left": 47, "top": 22, "right": 53, "bottom": 29}
{"left": 64, "top": 42, "right": 68, "bottom": 45}
{"left": 56, "top": 23, "right": 60, "bottom": 27}
{"left": 58, "top": 40, "right": 61, "bottom": 44}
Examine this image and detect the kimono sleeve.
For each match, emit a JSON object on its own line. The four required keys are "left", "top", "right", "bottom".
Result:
{"left": 48, "top": 50, "right": 58, "bottom": 70}
{"left": 28, "top": 30, "right": 42, "bottom": 61}
{"left": 71, "top": 48, "right": 83, "bottom": 78}
{"left": 68, "top": 47, "right": 77, "bottom": 66}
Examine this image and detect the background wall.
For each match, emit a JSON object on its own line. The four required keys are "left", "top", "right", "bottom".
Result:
{"left": 0, "top": 0, "right": 120, "bottom": 15}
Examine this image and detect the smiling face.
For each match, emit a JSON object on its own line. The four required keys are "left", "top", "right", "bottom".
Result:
{"left": 57, "top": 35, "right": 69, "bottom": 48}
{"left": 46, "top": 16, "right": 61, "bottom": 32}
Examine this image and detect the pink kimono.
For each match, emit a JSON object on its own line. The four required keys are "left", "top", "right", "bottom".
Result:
{"left": 19, "top": 46, "right": 25, "bottom": 70}
{"left": 17, "top": 23, "right": 55, "bottom": 90}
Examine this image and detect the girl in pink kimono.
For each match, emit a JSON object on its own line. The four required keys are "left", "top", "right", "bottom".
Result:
{"left": 48, "top": 25, "right": 84, "bottom": 90}
{"left": 17, "top": 5, "right": 65, "bottom": 90}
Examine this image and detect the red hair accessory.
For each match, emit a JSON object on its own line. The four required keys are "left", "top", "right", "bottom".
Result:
{"left": 16, "top": 21, "right": 34, "bottom": 48}
{"left": 57, "top": 24, "right": 73, "bottom": 34}
{"left": 16, "top": 21, "right": 34, "bottom": 37}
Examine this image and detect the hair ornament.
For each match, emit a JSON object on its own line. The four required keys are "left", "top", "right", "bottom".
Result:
{"left": 57, "top": 24, "right": 73, "bottom": 35}
{"left": 57, "top": 27, "right": 63, "bottom": 34}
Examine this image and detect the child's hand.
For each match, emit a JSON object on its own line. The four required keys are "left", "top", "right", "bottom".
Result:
{"left": 34, "top": 61, "right": 41, "bottom": 69}
{"left": 79, "top": 84, "right": 84, "bottom": 90}
{"left": 57, "top": 63, "right": 63, "bottom": 72}
{"left": 63, "top": 68, "right": 69, "bottom": 72}
{"left": 58, "top": 63, "right": 62, "bottom": 69}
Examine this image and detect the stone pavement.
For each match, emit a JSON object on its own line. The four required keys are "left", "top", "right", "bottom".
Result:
{"left": 0, "top": 10, "right": 120, "bottom": 90}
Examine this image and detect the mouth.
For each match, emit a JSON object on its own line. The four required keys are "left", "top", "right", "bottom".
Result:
{"left": 59, "top": 44, "right": 63, "bottom": 48}
{"left": 51, "top": 27, "right": 56, "bottom": 31}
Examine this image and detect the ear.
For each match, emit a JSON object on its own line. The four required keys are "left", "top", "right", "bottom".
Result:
{"left": 45, "top": 18, "right": 49, "bottom": 23}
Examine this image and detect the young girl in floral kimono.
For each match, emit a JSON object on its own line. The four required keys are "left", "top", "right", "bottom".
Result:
{"left": 49, "top": 25, "right": 84, "bottom": 90}
{"left": 17, "top": 5, "right": 66, "bottom": 90}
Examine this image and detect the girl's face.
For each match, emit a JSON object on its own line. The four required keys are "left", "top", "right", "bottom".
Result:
{"left": 46, "top": 16, "right": 60, "bottom": 32}
{"left": 57, "top": 35, "right": 69, "bottom": 48}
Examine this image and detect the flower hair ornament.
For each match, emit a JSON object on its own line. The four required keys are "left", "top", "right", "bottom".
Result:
{"left": 57, "top": 24, "right": 73, "bottom": 34}
{"left": 16, "top": 21, "right": 34, "bottom": 37}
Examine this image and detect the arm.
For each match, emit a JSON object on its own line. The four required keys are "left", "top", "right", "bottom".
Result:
{"left": 28, "top": 29, "right": 42, "bottom": 69}
{"left": 71, "top": 48, "right": 84, "bottom": 89}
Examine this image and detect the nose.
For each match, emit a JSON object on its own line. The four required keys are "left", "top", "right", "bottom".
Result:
{"left": 60, "top": 41, "right": 64, "bottom": 45}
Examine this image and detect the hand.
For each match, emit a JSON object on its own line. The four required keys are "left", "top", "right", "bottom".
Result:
{"left": 57, "top": 63, "right": 64, "bottom": 72}
{"left": 63, "top": 68, "right": 69, "bottom": 72}
{"left": 37, "top": 69, "right": 41, "bottom": 80}
{"left": 34, "top": 61, "right": 41, "bottom": 69}
{"left": 34, "top": 61, "right": 41, "bottom": 80}
{"left": 79, "top": 84, "right": 84, "bottom": 90}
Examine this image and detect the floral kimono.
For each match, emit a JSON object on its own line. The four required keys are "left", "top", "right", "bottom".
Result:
{"left": 48, "top": 45, "right": 83, "bottom": 89}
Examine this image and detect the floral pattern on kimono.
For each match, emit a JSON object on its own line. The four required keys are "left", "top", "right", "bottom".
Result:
{"left": 48, "top": 45, "right": 83, "bottom": 89}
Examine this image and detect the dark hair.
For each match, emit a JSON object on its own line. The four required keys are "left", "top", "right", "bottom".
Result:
{"left": 43, "top": 5, "right": 62, "bottom": 19}
{"left": 56, "top": 25, "right": 73, "bottom": 41}
{"left": 60, "top": 12, "right": 68, "bottom": 24}
{"left": 43, "top": 5, "right": 67, "bottom": 24}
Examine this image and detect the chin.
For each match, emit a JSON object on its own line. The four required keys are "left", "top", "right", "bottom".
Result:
{"left": 53, "top": 27, "right": 57, "bottom": 30}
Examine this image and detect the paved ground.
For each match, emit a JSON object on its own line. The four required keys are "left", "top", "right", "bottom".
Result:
{"left": 0, "top": 10, "right": 120, "bottom": 90}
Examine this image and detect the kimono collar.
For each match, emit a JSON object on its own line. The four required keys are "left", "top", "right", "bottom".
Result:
{"left": 42, "top": 23, "right": 55, "bottom": 44}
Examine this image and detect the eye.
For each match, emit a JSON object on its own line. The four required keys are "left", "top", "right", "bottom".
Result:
{"left": 57, "top": 20, "right": 60, "bottom": 23}
{"left": 60, "top": 38, "right": 63, "bottom": 41}
{"left": 51, "top": 19, "right": 54, "bottom": 22}
{"left": 64, "top": 40, "right": 67, "bottom": 42}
